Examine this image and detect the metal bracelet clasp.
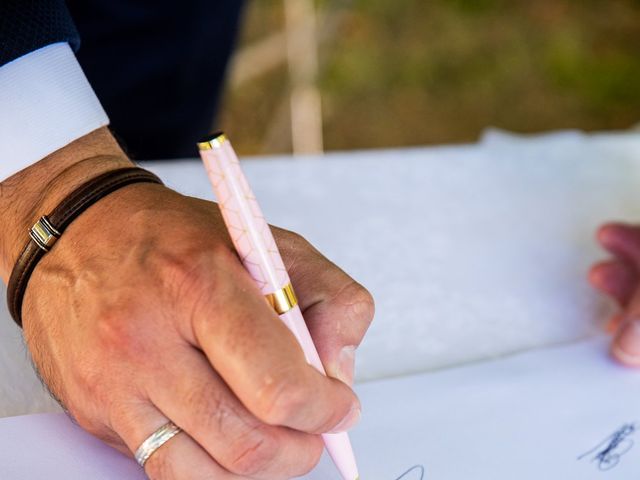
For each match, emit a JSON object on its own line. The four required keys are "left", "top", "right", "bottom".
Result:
{"left": 29, "top": 216, "right": 61, "bottom": 252}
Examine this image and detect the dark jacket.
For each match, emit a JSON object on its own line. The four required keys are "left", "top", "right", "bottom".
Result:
{"left": 0, "top": 0, "right": 246, "bottom": 159}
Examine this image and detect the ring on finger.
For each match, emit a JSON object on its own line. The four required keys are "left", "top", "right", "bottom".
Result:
{"left": 134, "top": 421, "right": 183, "bottom": 467}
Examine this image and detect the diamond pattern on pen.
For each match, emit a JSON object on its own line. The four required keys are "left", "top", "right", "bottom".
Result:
{"left": 201, "top": 143, "right": 289, "bottom": 294}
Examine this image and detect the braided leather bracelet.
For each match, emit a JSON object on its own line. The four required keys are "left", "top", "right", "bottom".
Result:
{"left": 7, "top": 167, "right": 164, "bottom": 327}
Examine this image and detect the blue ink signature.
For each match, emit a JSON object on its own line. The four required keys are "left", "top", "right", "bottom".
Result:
{"left": 578, "top": 423, "right": 638, "bottom": 471}
{"left": 394, "top": 465, "right": 425, "bottom": 480}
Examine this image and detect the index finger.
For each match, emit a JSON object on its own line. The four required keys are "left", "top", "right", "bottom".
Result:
{"left": 274, "top": 229, "right": 375, "bottom": 385}
{"left": 184, "top": 249, "right": 361, "bottom": 435}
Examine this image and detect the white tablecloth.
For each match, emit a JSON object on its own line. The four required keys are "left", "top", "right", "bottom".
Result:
{"left": 2, "top": 129, "right": 640, "bottom": 417}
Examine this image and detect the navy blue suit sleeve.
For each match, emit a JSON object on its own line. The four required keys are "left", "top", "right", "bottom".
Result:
{"left": 0, "top": 0, "right": 80, "bottom": 68}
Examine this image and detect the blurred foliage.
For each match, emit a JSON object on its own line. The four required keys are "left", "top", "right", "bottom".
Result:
{"left": 218, "top": 0, "right": 640, "bottom": 154}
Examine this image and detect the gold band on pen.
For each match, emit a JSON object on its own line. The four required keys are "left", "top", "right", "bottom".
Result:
{"left": 197, "top": 132, "right": 228, "bottom": 150}
{"left": 265, "top": 283, "right": 298, "bottom": 315}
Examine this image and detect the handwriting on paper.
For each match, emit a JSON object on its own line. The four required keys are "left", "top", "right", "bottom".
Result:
{"left": 578, "top": 423, "right": 638, "bottom": 471}
{"left": 394, "top": 465, "right": 425, "bottom": 480}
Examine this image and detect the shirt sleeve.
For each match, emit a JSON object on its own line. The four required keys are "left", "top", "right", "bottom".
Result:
{"left": 0, "top": 42, "right": 109, "bottom": 181}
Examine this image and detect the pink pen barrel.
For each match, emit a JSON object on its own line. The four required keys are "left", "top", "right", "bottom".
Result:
{"left": 281, "top": 305, "right": 360, "bottom": 480}
{"left": 198, "top": 132, "right": 359, "bottom": 480}
{"left": 198, "top": 133, "right": 289, "bottom": 294}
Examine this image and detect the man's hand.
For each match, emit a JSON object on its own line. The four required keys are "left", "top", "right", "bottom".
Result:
{"left": 590, "top": 222, "right": 640, "bottom": 366}
{"left": 0, "top": 128, "right": 374, "bottom": 479}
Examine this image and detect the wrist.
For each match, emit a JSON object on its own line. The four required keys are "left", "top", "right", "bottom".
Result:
{"left": 0, "top": 127, "right": 133, "bottom": 281}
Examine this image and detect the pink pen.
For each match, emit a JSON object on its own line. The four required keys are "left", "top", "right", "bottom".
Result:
{"left": 197, "top": 132, "right": 360, "bottom": 480}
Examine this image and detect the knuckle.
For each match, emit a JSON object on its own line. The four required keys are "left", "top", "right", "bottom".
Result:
{"left": 275, "top": 228, "right": 312, "bottom": 257}
{"left": 340, "top": 281, "right": 376, "bottom": 327}
{"left": 274, "top": 226, "right": 304, "bottom": 245}
{"left": 183, "top": 385, "right": 230, "bottom": 433}
{"left": 286, "top": 229, "right": 310, "bottom": 247}
{"left": 288, "top": 232, "right": 316, "bottom": 259}
{"left": 257, "top": 372, "right": 311, "bottom": 426}
{"left": 223, "top": 427, "right": 279, "bottom": 476}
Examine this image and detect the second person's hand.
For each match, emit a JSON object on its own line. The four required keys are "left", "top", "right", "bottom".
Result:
{"left": 590, "top": 222, "right": 640, "bottom": 366}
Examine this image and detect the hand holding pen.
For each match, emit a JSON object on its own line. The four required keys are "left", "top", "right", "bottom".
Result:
{"left": 12, "top": 128, "right": 374, "bottom": 480}
{"left": 198, "top": 132, "right": 368, "bottom": 479}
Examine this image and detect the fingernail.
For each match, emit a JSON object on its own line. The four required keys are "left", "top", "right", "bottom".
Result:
{"left": 613, "top": 318, "right": 640, "bottom": 365}
{"left": 329, "top": 405, "right": 361, "bottom": 434}
{"left": 336, "top": 346, "right": 356, "bottom": 386}
{"left": 606, "top": 313, "right": 624, "bottom": 334}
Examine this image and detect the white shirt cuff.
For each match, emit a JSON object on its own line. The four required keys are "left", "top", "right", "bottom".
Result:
{"left": 0, "top": 42, "right": 110, "bottom": 182}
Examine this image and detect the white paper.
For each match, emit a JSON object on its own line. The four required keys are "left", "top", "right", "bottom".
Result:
{"left": 0, "top": 414, "right": 144, "bottom": 479}
{"left": 308, "top": 336, "right": 640, "bottom": 479}
{"left": 3, "top": 337, "right": 640, "bottom": 479}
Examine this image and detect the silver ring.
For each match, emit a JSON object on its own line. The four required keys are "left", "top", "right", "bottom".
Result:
{"left": 134, "top": 421, "right": 182, "bottom": 467}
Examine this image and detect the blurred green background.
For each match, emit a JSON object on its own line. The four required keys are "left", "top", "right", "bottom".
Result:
{"left": 218, "top": 0, "right": 640, "bottom": 155}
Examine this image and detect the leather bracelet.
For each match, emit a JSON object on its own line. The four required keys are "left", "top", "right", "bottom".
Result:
{"left": 7, "top": 167, "right": 164, "bottom": 327}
